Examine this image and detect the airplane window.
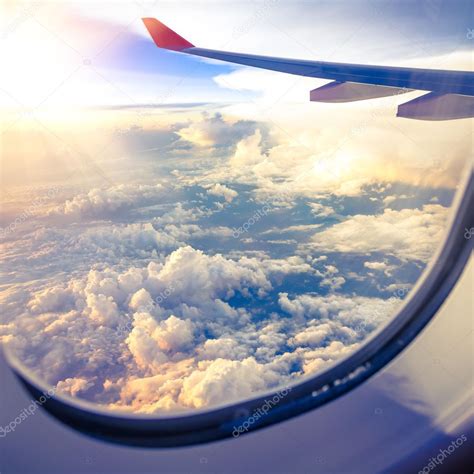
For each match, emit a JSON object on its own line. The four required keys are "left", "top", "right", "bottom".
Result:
{"left": 0, "top": 0, "right": 472, "bottom": 444}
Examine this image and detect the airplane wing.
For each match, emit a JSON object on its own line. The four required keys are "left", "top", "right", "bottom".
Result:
{"left": 142, "top": 18, "right": 474, "bottom": 121}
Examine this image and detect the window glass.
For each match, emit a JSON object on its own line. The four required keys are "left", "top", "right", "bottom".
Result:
{"left": 1, "top": 0, "right": 471, "bottom": 415}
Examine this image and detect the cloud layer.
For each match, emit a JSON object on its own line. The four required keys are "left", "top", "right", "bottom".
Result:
{"left": 1, "top": 107, "right": 460, "bottom": 414}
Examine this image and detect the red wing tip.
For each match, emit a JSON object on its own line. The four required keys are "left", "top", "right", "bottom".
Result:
{"left": 142, "top": 18, "right": 194, "bottom": 51}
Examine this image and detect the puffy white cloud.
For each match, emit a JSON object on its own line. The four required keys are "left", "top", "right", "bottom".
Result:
{"left": 364, "top": 260, "right": 396, "bottom": 276}
{"left": 206, "top": 183, "right": 238, "bottom": 203}
{"left": 278, "top": 292, "right": 400, "bottom": 335}
{"left": 52, "top": 183, "right": 166, "bottom": 218}
{"left": 86, "top": 293, "right": 121, "bottom": 326}
{"left": 290, "top": 323, "right": 334, "bottom": 347}
{"left": 176, "top": 112, "right": 258, "bottom": 149}
{"left": 198, "top": 337, "right": 249, "bottom": 361}
{"left": 56, "top": 377, "right": 95, "bottom": 397}
{"left": 320, "top": 275, "right": 346, "bottom": 291}
{"left": 156, "top": 246, "right": 271, "bottom": 306}
{"left": 300, "top": 341, "right": 359, "bottom": 375}
{"left": 153, "top": 203, "right": 208, "bottom": 225}
{"left": 76, "top": 223, "right": 179, "bottom": 255}
{"left": 258, "top": 255, "right": 315, "bottom": 277}
{"left": 144, "top": 315, "right": 194, "bottom": 353}
{"left": 27, "top": 287, "right": 75, "bottom": 314}
{"left": 178, "top": 357, "right": 280, "bottom": 409}
{"left": 383, "top": 195, "right": 397, "bottom": 206}
{"left": 319, "top": 264, "right": 345, "bottom": 291}
{"left": 309, "top": 203, "right": 335, "bottom": 218}
{"left": 180, "top": 103, "right": 469, "bottom": 201}
{"left": 118, "top": 269, "right": 145, "bottom": 296}
{"left": 364, "top": 261, "right": 388, "bottom": 271}
{"left": 126, "top": 314, "right": 194, "bottom": 372}
{"left": 230, "top": 129, "right": 267, "bottom": 168}
{"left": 309, "top": 204, "right": 448, "bottom": 261}
{"left": 128, "top": 288, "right": 153, "bottom": 311}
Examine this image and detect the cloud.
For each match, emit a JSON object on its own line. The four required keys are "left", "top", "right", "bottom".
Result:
{"left": 178, "top": 357, "right": 280, "bottom": 409}
{"left": 177, "top": 112, "right": 259, "bottom": 150}
{"left": 86, "top": 293, "right": 121, "bottom": 326}
{"left": 52, "top": 183, "right": 166, "bottom": 219}
{"left": 126, "top": 314, "right": 195, "bottom": 372}
{"left": 309, "top": 204, "right": 448, "bottom": 261}
{"left": 258, "top": 255, "right": 315, "bottom": 278}
{"left": 156, "top": 246, "right": 271, "bottom": 306}
{"left": 206, "top": 183, "right": 238, "bottom": 203}
{"left": 278, "top": 292, "right": 400, "bottom": 337}
{"left": 187, "top": 104, "right": 470, "bottom": 199}
{"left": 310, "top": 264, "right": 345, "bottom": 291}
{"left": 383, "top": 195, "right": 397, "bottom": 206}
{"left": 364, "top": 261, "right": 389, "bottom": 271}
{"left": 230, "top": 129, "right": 267, "bottom": 168}
{"left": 299, "top": 341, "right": 360, "bottom": 375}
{"left": 2, "top": 233, "right": 405, "bottom": 413}
{"left": 320, "top": 275, "right": 346, "bottom": 291}
{"left": 290, "top": 323, "right": 334, "bottom": 347}
{"left": 56, "top": 377, "right": 95, "bottom": 397}
{"left": 153, "top": 203, "right": 208, "bottom": 225}
{"left": 75, "top": 223, "right": 180, "bottom": 256}
{"left": 309, "top": 203, "right": 335, "bottom": 218}
{"left": 28, "top": 287, "right": 75, "bottom": 314}
{"left": 198, "top": 337, "right": 249, "bottom": 361}
{"left": 4, "top": 167, "right": 431, "bottom": 415}
{"left": 2, "top": 105, "right": 457, "bottom": 415}
{"left": 364, "top": 260, "right": 396, "bottom": 276}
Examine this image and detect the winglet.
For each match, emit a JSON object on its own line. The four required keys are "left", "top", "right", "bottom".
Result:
{"left": 142, "top": 18, "right": 194, "bottom": 51}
